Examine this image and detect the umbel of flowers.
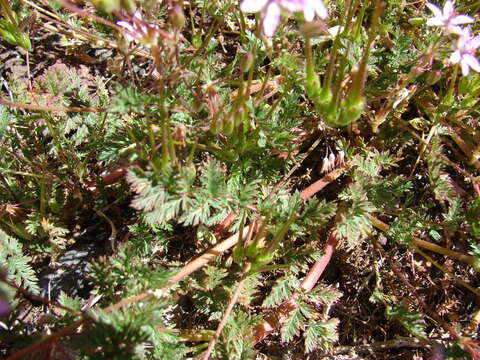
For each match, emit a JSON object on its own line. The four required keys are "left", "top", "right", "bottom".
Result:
{"left": 426, "top": 0, "right": 480, "bottom": 76}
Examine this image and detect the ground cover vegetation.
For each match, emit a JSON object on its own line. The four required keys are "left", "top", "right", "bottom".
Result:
{"left": 0, "top": 0, "right": 479, "bottom": 358}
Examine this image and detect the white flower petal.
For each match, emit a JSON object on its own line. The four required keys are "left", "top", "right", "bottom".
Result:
{"left": 464, "top": 54, "right": 480, "bottom": 73}
{"left": 426, "top": 3, "right": 443, "bottom": 18}
{"left": 311, "top": 0, "right": 328, "bottom": 19}
{"left": 468, "top": 36, "right": 480, "bottom": 51}
{"left": 303, "top": 3, "right": 315, "bottom": 21}
{"left": 240, "top": 0, "right": 269, "bottom": 13}
{"left": 443, "top": 0, "right": 454, "bottom": 18}
{"left": 451, "top": 15, "right": 474, "bottom": 25}
{"left": 117, "top": 21, "right": 134, "bottom": 32}
{"left": 263, "top": 2, "right": 281, "bottom": 36}
{"left": 461, "top": 60, "right": 470, "bottom": 76}
{"left": 426, "top": 18, "right": 445, "bottom": 26}
{"left": 450, "top": 50, "right": 461, "bottom": 63}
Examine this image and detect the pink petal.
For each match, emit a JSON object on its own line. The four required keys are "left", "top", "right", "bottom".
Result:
{"left": 117, "top": 21, "right": 134, "bottom": 32}
{"left": 464, "top": 54, "right": 480, "bottom": 73}
{"left": 303, "top": 4, "right": 315, "bottom": 21}
{"left": 280, "top": 0, "right": 304, "bottom": 12}
{"left": 426, "top": 3, "right": 443, "bottom": 18}
{"left": 263, "top": 2, "right": 281, "bottom": 37}
{"left": 426, "top": 18, "right": 445, "bottom": 26}
{"left": 240, "top": 0, "right": 269, "bottom": 13}
{"left": 450, "top": 50, "right": 461, "bottom": 63}
{"left": 451, "top": 15, "right": 474, "bottom": 25}
{"left": 443, "top": 0, "right": 454, "bottom": 18}
{"left": 447, "top": 24, "right": 466, "bottom": 35}
{"left": 461, "top": 59, "right": 470, "bottom": 76}
{"left": 468, "top": 36, "right": 480, "bottom": 50}
{"left": 311, "top": 0, "right": 328, "bottom": 19}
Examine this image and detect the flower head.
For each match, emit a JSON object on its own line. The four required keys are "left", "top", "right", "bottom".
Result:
{"left": 240, "top": 0, "right": 328, "bottom": 37}
{"left": 426, "top": 1, "right": 474, "bottom": 35}
{"left": 450, "top": 28, "right": 480, "bottom": 76}
{"left": 117, "top": 11, "right": 160, "bottom": 47}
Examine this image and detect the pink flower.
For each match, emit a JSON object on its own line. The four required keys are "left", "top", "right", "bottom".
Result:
{"left": 117, "top": 12, "right": 160, "bottom": 47}
{"left": 426, "top": 1, "right": 474, "bottom": 35}
{"left": 240, "top": 0, "right": 328, "bottom": 37}
{"left": 450, "top": 28, "right": 480, "bottom": 76}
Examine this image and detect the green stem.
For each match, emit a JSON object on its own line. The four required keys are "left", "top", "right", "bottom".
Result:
{"left": 349, "top": 0, "right": 382, "bottom": 101}
{"left": 0, "top": 0, "right": 19, "bottom": 27}
{"left": 444, "top": 63, "right": 458, "bottom": 106}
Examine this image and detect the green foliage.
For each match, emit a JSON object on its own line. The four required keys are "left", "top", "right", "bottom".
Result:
{"left": 1, "top": 0, "right": 480, "bottom": 358}
{"left": 58, "top": 291, "right": 82, "bottom": 315}
{"left": 111, "top": 86, "right": 156, "bottom": 114}
{"left": 385, "top": 304, "right": 427, "bottom": 339}
{"left": 263, "top": 275, "right": 300, "bottom": 308}
{"left": 305, "top": 284, "right": 342, "bottom": 306}
{"left": 0, "top": 1, "right": 31, "bottom": 51}
{"left": 128, "top": 161, "right": 234, "bottom": 227}
{"left": 279, "top": 285, "right": 341, "bottom": 350}
{"left": 89, "top": 242, "right": 177, "bottom": 302}
{"left": 218, "top": 310, "right": 260, "bottom": 360}
{"left": 0, "top": 230, "right": 39, "bottom": 294}
{"left": 304, "top": 318, "right": 340, "bottom": 353}
{"left": 426, "top": 138, "right": 456, "bottom": 205}
{"left": 337, "top": 181, "right": 376, "bottom": 247}
{"left": 78, "top": 308, "right": 156, "bottom": 359}
{"left": 281, "top": 303, "right": 311, "bottom": 343}
{"left": 467, "top": 198, "right": 480, "bottom": 239}
{"left": 386, "top": 210, "right": 425, "bottom": 244}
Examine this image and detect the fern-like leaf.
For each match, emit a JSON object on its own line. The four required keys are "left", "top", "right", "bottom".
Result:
{"left": 263, "top": 276, "right": 300, "bottom": 308}
{"left": 304, "top": 318, "right": 339, "bottom": 353}
{"left": 281, "top": 302, "right": 311, "bottom": 342}
{"left": 0, "top": 231, "right": 39, "bottom": 294}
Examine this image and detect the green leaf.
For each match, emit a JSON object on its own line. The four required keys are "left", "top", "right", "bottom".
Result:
{"left": 385, "top": 305, "right": 426, "bottom": 338}
{"left": 263, "top": 276, "right": 300, "bottom": 308}
{"left": 0, "top": 231, "right": 39, "bottom": 294}
{"left": 304, "top": 318, "right": 339, "bottom": 353}
{"left": 281, "top": 302, "right": 311, "bottom": 342}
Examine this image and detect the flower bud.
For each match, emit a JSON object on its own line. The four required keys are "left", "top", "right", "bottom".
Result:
{"left": 240, "top": 52, "right": 254, "bottom": 74}
{"left": 170, "top": 5, "right": 186, "bottom": 29}
{"left": 425, "top": 70, "right": 442, "bottom": 85}
{"left": 222, "top": 116, "right": 235, "bottom": 136}
{"left": 299, "top": 21, "right": 327, "bottom": 38}
{"left": 408, "top": 17, "right": 425, "bottom": 26}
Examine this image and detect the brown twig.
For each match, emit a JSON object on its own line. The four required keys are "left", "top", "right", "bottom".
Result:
{"left": 6, "top": 319, "right": 86, "bottom": 360}
{"left": 0, "top": 97, "right": 106, "bottom": 113}
{"left": 331, "top": 336, "right": 428, "bottom": 356}
{"left": 370, "top": 216, "right": 478, "bottom": 269}
{"left": 372, "top": 240, "right": 465, "bottom": 345}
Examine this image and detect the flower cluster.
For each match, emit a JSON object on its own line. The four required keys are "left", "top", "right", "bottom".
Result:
{"left": 320, "top": 150, "right": 344, "bottom": 173}
{"left": 117, "top": 11, "right": 161, "bottom": 47}
{"left": 426, "top": 1, "right": 479, "bottom": 76}
{"left": 240, "top": 0, "right": 328, "bottom": 37}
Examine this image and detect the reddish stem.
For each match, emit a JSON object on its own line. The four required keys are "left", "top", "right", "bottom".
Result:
{"left": 253, "top": 230, "right": 339, "bottom": 343}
